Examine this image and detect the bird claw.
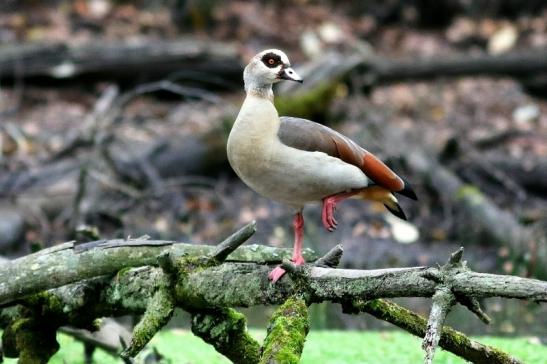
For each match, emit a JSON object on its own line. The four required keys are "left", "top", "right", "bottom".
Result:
{"left": 268, "top": 266, "right": 287, "bottom": 283}
{"left": 292, "top": 255, "right": 305, "bottom": 265}
{"left": 322, "top": 197, "right": 338, "bottom": 232}
{"left": 268, "top": 256, "right": 305, "bottom": 283}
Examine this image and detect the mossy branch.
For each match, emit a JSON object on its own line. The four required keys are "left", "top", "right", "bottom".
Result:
{"left": 344, "top": 299, "right": 522, "bottom": 364}
{"left": 0, "top": 221, "right": 315, "bottom": 306}
{"left": 0, "top": 227, "right": 545, "bottom": 363}
{"left": 260, "top": 297, "right": 310, "bottom": 364}
{"left": 120, "top": 285, "right": 175, "bottom": 359}
{"left": 212, "top": 221, "right": 258, "bottom": 263}
{"left": 191, "top": 308, "right": 261, "bottom": 364}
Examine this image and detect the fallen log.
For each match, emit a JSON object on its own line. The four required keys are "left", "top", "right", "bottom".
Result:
{"left": 3, "top": 39, "right": 547, "bottom": 94}
{"left": 360, "top": 49, "right": 547, "bottom": 84}
{"left": 0, "top": 39, "right": 243, "bottom": 86}
{"left": 280, "top": 48, "right": 547, "bottom": 96}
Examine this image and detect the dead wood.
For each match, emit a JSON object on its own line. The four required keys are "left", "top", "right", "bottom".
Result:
{"left": 465, "top": 156, "right": 547, "bottom": 195}
{"left": 280, "top": 48, "right": 547, "bottom": 96}
{"left": 0, "top": 39, "right": 242, "bottom": 86}
{"left": 355, "top": 119, "right": 547, "bottom": 277}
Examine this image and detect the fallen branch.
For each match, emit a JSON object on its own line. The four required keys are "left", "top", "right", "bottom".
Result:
{"left": 0, "top": 221, "right": 314, "bottom": 306}
{"left": 464, "top": 155, "right": 547, "bottom": 196}
{"left": 0, "top": 223, "right": 545, "bottom": 363}
{"left": 59, "top": 318, "right": 131, "bottom": 358}
{"left": 4, "top": 39, "right": 546, "bottom": 94}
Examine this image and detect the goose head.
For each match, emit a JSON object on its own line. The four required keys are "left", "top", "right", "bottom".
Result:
{"left": 243, "top": 49, "right": 303, "bottom": 97}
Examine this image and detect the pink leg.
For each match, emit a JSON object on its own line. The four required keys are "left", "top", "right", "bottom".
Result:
{"left": 269, "top": 212, "right": 305, "bottom": 282}
{"left": 321, "top": 190, "right": 360, "bottom": 232}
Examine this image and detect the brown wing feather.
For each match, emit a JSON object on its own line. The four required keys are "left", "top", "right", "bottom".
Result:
{"left": 278, "top": 117, "right": 404, "bottom": 192}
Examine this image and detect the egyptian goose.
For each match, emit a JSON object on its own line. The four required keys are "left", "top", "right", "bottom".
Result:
{"left": 227, "top": 49, "right": 417, "bottom": 282}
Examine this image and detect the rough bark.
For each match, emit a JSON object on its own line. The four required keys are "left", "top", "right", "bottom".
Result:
{"left": 1, "top": 243, "right": 545, "bottom": 310}
{"left": 422, "top": 287, "right": 456, "bottom": 364}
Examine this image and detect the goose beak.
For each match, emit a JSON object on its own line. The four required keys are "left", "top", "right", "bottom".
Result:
{"left": 279, "top": 67, "right": 303, "bottom": 83}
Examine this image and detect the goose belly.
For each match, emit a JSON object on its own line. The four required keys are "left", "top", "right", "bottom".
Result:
{"left": 229, "top": 142, "right": 369, "bottom": 208}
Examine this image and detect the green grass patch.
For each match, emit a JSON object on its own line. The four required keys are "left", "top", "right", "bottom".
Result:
{"left": 2, "top": 330, "right": 545, "bottom": 363}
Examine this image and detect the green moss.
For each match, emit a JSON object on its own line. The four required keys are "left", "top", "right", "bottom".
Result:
{"left": 175, "top": 255, "right": 216, "bottom": 276}
{"left": 2, "top": 294, "right": 70, "bottom": 362}
{"left": 360, "top": 299, "right": 425, "bottom": 335}
{"left": 116, "top": 266, "right": 134, "bottom": 279}
{"left": 261, "top": 297, "right": 310, "bottom": 364}
{"left": 24, "top": 289, "right": 105, "bottom": 331}
{"left": 2, "top": 319, "right": 20, "bottom": 357}
{"left": 24, "top": 292, "right": 64, "bottom": 316}
{"left": 275, "top": 82, "right": 340, "bottom": 120}
{"left": 191, "top": 308, "right": 260, "bottom": 364}
{"left": 2, "top": 318, "right": 59, "bottom": 363}
{"left": 455, "top": 185, "right": 485, "bottom": 205}
{"left": 87, "top": 318, "right": 102, "bottom": 332}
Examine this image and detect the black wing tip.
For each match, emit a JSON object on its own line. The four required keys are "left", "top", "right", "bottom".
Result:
{"left": 384, "top": 203, "right": 407, "bottom": 221}
{"left": 397, "top": 178, "right": 418, "bottom": 201}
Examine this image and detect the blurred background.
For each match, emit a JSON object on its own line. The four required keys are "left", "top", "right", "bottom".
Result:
{"left": 1, "top": 0, "right": 546, "bottom": 341}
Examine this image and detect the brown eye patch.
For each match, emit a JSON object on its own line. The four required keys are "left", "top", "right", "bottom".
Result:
{"left": 261, "top": 52, "right": 282, "bottom": 68}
